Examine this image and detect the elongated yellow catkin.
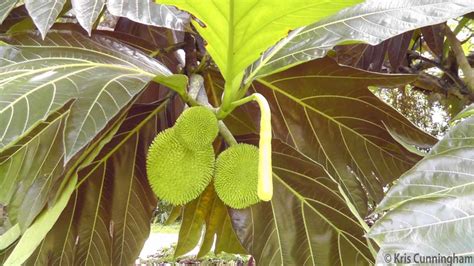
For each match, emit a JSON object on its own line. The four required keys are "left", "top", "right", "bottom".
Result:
{"left": 174, "top": 106, "right": 218, "bottom": 149}
{"left": 146, "top": 128, "right": 214, "bottom": 205}
{"left": 214, "top": 144, "right": 260, "bottom": 209}
{"left": 253, "top": 94, "right": 273, "bottom": 202}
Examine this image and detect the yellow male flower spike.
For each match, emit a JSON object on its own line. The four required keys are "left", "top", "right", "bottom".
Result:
{"left": 253, "top": 93, "right": 273, "bottom": 201}
{"left": 228, "top": 93, "right": 273, "bottom": 201}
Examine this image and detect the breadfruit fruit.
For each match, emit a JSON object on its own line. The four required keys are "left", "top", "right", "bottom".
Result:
{"left": 214, "top": 144, "right": 260, "bottom": 209}
{"left": 174, "top": 106, "right": 218, "bottom": 149}
{"left": 146, "top": 128, "right": 215, "bottom": 205}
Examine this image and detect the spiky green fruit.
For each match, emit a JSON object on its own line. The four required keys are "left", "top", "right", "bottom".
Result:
{"left": 146, "top": 128, "right": 214, "bottom": 205}
{"left": 214, "top": 144, "right": 260, "bottom": 209}
{"left": 174, "top": 106, "right": 218, "bottom": 149}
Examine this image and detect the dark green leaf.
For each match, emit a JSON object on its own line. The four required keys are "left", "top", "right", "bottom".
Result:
{"left": 254, "top": 58, "right": 436, "bottom": 214}
{"left": 25, "top": 99, "right": 171, "bottom": 265}
{"left": 0, "top": 107, "right": 69, "bottom": 237}
{"left": 231, "top": 140, "right": 374, "bottom": 265}
{"left": 4, "top": 174, "right": 77, "bottom": 265}
{"left": 421, "top": 23, "right": 446, "bottom": 57}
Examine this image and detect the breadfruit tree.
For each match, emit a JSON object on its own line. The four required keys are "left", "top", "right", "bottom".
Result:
{"left": 0, "top": 1, "right": 473, "bottom": 265}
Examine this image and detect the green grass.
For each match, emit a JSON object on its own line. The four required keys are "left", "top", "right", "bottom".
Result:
{"left": 151, "top": 222, "right": 181, "bottom": 234}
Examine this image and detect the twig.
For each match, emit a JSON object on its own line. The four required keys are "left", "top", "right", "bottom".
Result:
{"left": 407, "top": 50, "right": 467, "bottom": 92}
{"left": 446, "top": 28, "right": 474, "bottom": 92}
{"left": 218, "top": 121, "right": 237, "bottom": 146}
{"left": 149, "top": 42, "right": 186, "bottom": 57}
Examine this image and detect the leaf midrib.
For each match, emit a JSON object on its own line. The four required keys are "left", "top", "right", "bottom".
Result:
{"left": 225, "top": 0, "right": 235, "bottom": 83}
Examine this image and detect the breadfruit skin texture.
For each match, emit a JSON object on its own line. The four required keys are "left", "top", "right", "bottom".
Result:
{"left": 146, "top": 128, "right": 214, "bottom": 205}
{"left": 214, "top": 144, "right": 260, "bottom": 209}
{"left": 174, "top": 106, "right": 218, "bottom": 149}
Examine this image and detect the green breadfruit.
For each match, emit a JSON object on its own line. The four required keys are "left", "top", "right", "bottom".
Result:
{"left": 214, "top": 144, "right": 260, "bottom": 209}
{"left": 146, "top": 128, "right": 215, "bottom": 205}
{"left": 174, "top": 106, "right": 218, "bottom": 149}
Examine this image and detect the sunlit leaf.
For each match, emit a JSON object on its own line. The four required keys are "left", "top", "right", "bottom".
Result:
{"left": 0, "top": 0, "right": 17, "bottom": 24}
{"left": 107, "top": 0, "right": 190, "bottom": 32}
{"left": 451, "top": 103, "right": 474, "bottom": 123}
{"left": 24, "top": 0, "right": 67, "bottom": 38}
{"left": 246, "top": 0, "right": 474, "bottom": 82}
{"left": 0, "top": 225, "right": 19, "bottom": 250}
{"left": 0, "top": 31, "right": 186, "bottom": 162}
{"left": 158, "top": 0, "right": 361, "bottom": 88}
{"left": 71, "top": 0, "right": 105, "bottom": 35}
{"left": 368, "top": 111, "right": 474, "bottom": 262}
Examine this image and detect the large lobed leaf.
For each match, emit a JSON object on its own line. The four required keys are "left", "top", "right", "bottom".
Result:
{"left": 157, "top": 0, "right": 362, "bottom": 89}
{"left": 203, "top": 57, "right": 437, "bottom": 265}
{"left": 20, "top": 100, "right": 171, "bottom": 265}
{"left": 0, "top": 107, "right": 69, "bottom": 242}
{"left": 0, "top": 31, "right": 185, "bottom": 162}
{"left": 3, "top": 173, "right": 78, "bottom": 265}
{"left": 231, "top": 140, "right": 374, "bottom": 265}
{"left": 245, "top": 0, "right": 474, "bottom": 82}
{"left": 368, "top": 107, "right": 474, "bottom": 263}
{"left": 253, "top": 58, "right": 437, "bottom": 215}
{"left": 0, "top": 30, "right": 186, "bottom": 264}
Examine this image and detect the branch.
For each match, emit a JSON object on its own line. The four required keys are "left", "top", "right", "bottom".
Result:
{"left": 446, "top": 28, "right": 474, "bottom": 92}
{"left": 407, "top": 50, "right": 467, "bottom": 92}
{"left": 149, "top": 42, "right": 186, "bottom": 57}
